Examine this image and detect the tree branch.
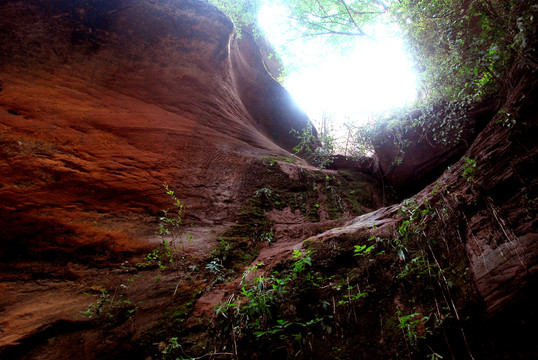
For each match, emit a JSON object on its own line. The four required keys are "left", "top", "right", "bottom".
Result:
{"left": 314, "top": 0, "right": 330, "bottom": 18}
{"left": 299, "top": 30, "right": 366, "bottom": 38}
{"left": 338, "top": 0, "right": 365, "bottom": 35}
{"left": 372, "top": 0, "right": 389, "bottom": 11}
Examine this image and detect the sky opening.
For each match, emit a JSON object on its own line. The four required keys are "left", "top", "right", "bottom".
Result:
{"left": 258, "top": 4, "right": 418, "bottom": 128}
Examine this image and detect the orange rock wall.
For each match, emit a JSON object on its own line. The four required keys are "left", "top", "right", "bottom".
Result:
{"left": 0, "top": 0, "right": 311, "bottom": 259}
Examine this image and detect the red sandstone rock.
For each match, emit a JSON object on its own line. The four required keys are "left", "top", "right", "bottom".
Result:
{"left": 0, "top": 0, "right": 311, "bottom": 260}
{"left": 374, "top": 100, "right": 496, "bottom": 196}
{"left": 0, "top": 0, "right": 536, "bottom": 357}
{"left": 310, "top": 67, "right": 538, "bottom": 319}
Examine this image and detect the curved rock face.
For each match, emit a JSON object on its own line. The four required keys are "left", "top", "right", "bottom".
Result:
{"left": 0, "top": 0, "right": 311, "bottom": 259}
{"left": 374, "top": 100, "right": 496, "bottom": 197}
{"left": 1, "top": 1, "right": 536, "bottom": 358}
{"left": 231, "top": 31, "right": 315, "bottom": 150}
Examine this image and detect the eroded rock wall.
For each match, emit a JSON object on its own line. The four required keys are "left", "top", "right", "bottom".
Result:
{"left": 303, "top": 64, "right": 538, "bottom": 358}
{"left": 0, "top": 0, "right": 311, "bottom": 259}
{"left": 374, "top": 99, "right": 496, "bottom": 196}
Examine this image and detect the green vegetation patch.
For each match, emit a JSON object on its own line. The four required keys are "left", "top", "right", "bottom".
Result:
{"left": 263, "top": 156, "right": 297, "bottom": 166}
{"left": 209, "top": 236, "right": 260, "bottom": 276}
{"left": 208, "top": 186, "right": 478, "bottom": 359}
{"left": 227, "top": 159, "right": 378, "bottom": 234}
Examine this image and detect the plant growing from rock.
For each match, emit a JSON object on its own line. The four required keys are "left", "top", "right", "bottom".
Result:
{"left": 290, "top": 124, "right": 335, "bottom": 169}
{"left": 462, "top": 157, "right": 479, "bottom": 183}
{"left": 82, "top": 288, "right": 138, "bottom": 324}
{"left": 137, "top": 184, "right": 193, "bottom": 271}
{"left": 214, "top": 250, "right": 323, "bottom": 354}
{"left": 158, "top": 183, "right": 190, "bottom": 248}
{"left": 396, "top": 311, "right": 429, "bottom": 347}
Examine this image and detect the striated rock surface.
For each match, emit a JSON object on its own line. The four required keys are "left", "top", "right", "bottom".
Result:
{"left": 0, "top": 0, "right": 536, "bottom": 358}
{"left": 0, "top": 0, "right": 311, "bottom": 260}
{"left": 0, "top": 1, "right": 321, "bottom": 353}
{"left": 305, "top": 64, "right": 538, "bottom": 357}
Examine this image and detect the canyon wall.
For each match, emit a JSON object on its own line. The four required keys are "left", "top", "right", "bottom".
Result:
{"left": 0, "top": 0, "right": 536, "bottom": 358}
{"left": 0, "top": 0, "right": 311, "bottom": 260}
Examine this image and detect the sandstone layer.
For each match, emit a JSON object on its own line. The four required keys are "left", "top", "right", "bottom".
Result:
{"left": 0, "top": 0, "right": 311, "bottom": 260}
{"left": 0, "top": 0, "right": 536, "bottom": 359}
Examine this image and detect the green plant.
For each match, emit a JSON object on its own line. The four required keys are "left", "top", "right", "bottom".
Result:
{"left": 161, "top": 337, "right": 181, "bottom": 359}
{"left": 253, "top": 317, "right": 323, "bottom": 338}
{"left": 337, "top": 287, "right": 368, "bottom": 307}
{"left": 391, "top": 0, "right": 529, "bottom": 101}
{"left": 206, "top": 259, "right": 224, "bottom": 274}
{"left": 496, "top": 108, "right": 517, "bottom": 128}
{"left": 341, "top": 97, "right": 474, "bottom": 168}
{"left": 82, "top": 289, "right": 138, "bottom": 323}
{"left": 398, "top": 198, "right": 433, "bottom": 231}
{"left": 260, "top": 231, "right": 275, "bottom": 244}
{"left": 254, "top": 187, "right": 274, "bottom": 199}
{"left": 139, "top": 184, "right": 194, "bottom": 271}
{"left": 353, "top": 244, "right": 374, "bottom": 257}
{"left": 462, "top": 157, "right": 479, "bottom": 182}
{"left": 263, "top": 156, "right": 297, "bottom": 167}
{"left": 215, "top": 249, "right": 318, "bottom": 346}
{"left": 206, "top": 239, "right": 236, "bottom": 282}
{"left": 396, "top": 311, "right": 429, "bottom": 346}
{"left": 254, "top": 187, "right": 281, "bottom": 209}
{"left": 290, "top": 124, "right": 335, "bottom": 169}
{"left": 216, "top": 237, "right": 232, "bottom": 257}
{"left": 212, "top": 0, "right": 387, "bottom": 47}
{"left": 82, "top": 289, "right": 110, "bottom": 318}
{"left": 252, "top": 319, "right": 292, "bottom": 337}
{"left": 208, "top": 0, "right": 264, "bottom": 38}
{"left": 291, "top": 249, "right": 314, "bottom": 277}
{"left": 397, "top": 256, "right": 439, "bottom": 279}
{"left": 160, "top": 336, "right": 234, "bottom": 360}
{"left": 427, "top": 349, "right": 444, "bottom": 360}
{"left": 137, "top": 239, "right": 176, "bottom": 270}
{"left": 158, "top": 183, "right": 191, "bottom": 250}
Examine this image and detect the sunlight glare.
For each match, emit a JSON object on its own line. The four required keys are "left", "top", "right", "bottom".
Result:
{"left": 258, "top": 4, "right": 417, "bottom": 125}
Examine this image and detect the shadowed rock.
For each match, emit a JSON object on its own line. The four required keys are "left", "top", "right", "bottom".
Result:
{"left": 0, "top": 0, "right": 311, "bottom": 259}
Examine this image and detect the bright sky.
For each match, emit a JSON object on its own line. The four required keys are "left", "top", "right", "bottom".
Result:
{"left": 258, "top": 4, "right": 418, "bottom": 126}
